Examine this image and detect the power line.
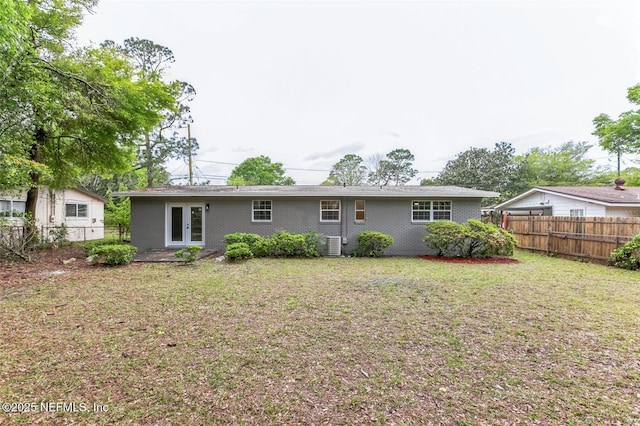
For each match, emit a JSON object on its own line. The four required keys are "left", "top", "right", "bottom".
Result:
{"left": 196, "top": 159, "right": 240, "bottom": 166}
{"left": 285, "top": 167, "right": 330, "bottom": 172}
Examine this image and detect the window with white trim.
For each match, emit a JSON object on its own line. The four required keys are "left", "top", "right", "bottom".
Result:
{"left": 570, "top": 209, "right": 584, "bottom": 217}
{"left": 0, "top": 200, "right": 26, "bottom": 218}
{"left": 320, "top": 200, "right": 341, "bottom": 222}
{"left": 355, "top": 200, "right": 365, "bottom": 222}
{"left": 252, "top": 200, "right": 272, "bottom": 222}
{"left": 411, "top": 200, "right": 451, "bottom": 222}
{"left": 65, "top": 203, "right": 88, "bottom": 218}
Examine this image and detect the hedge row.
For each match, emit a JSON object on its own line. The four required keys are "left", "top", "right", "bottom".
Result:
{"left": 224, "top": 231, "right": 327, "bottom": 261}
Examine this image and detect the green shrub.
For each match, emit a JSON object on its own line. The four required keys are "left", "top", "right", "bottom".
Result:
{"left": 224, "top": 233, "right": 268, "bottom": 256}
{"left": 466, "top": 219, "right": 517, "bottom": 258}
{"left": 423, "top": 219, "right": 517, "bottom": 258}
{"left": 90, "top": 244, "right": 137, "bottom": 266}
{"left": 610, "top": 233, "right": 640, "bottom": 270}
{"left": 225, "top": 242, "right": 254, "bottom": 261}
{"left": 269, "top": 230, "right": 309, "bottom": 257}
{"left": 175, "top": 245, "right": 202, "bottom": 263}
{"left": 423, "top": 221, "right": 469, "bottom": 256}
{"left": 224, "top": 230, "right": 327, "bottom": 258}
{"left": 79, "top": 238, "right": 125, "bottom": 255}
{"left": 354, "top": 231, "right": 394, "bottom": 257}
{"left": 303, "top": 231, "right": 327, "bottom": 257}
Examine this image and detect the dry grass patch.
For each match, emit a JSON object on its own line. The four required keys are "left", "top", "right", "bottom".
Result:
{"left": 1, "top": 251, "right": 639, "bottom": 424}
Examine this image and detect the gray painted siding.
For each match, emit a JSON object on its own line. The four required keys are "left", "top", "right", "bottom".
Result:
{"left": 130, "top": 198, "right": 166, "bottom": 251}
{"left": 206, "top": 197, "right": 341, "bottom": 251}
{"left": 130, "top": 196, "right": 483, "bottom": 256}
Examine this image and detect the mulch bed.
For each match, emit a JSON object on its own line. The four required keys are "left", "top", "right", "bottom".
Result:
{"left": 418, "top": 255, "right": 519, "bottom": 264}
{"left": 0, "top": 244, "right": 93, "bottom": 290}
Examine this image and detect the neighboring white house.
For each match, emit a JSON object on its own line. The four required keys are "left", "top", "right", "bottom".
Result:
{"left": 0, "top": 187, "right": 107, "bottom": 241}
{"left": 494, "top": 186, "right": 640, "bottom": 218}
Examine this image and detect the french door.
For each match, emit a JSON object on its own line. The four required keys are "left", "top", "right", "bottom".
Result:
{"left": 166, "top": 203, "right": 205, "bottom": 246}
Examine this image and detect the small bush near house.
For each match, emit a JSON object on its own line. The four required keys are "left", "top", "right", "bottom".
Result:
{"left": 353, "top": 231, "right": 394, "bottom": 257}
{"left": 303, "top": 231, "right": 327, "bottom": 257}
{"left": 224, "top": 233, "right": 268, "bottom": 256}
{"left": 610, "top": 233, "right": 640, "bottom": 270}
{"left": 269, "top": 230, "right": 309, "bottom": 257}
{"left": 422, "top": 221, "right": 468, "bottom": 257}
{"left": 79, "top": 237, "right": 125, "bottom": 255}
{"left": 424, "top": 219, "right": 516, "bottom": 258}
{"left": 90, "top": 244, "right": 137, "bottom": 266}
{"left": 225, "top": 242, "right": 254, "bottom": 261}
{"left": 175, "top": 245, "right": 202, "bottom": 263}
{"left": 466, "top": 219, "right": 517, "bottom": 258}
{"left": 47, "top": 225, "right": 68, "bottom": 244}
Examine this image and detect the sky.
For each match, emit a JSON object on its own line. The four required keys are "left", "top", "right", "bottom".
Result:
{"left": 76, "top": 0, "right": 640, "bottom": 185}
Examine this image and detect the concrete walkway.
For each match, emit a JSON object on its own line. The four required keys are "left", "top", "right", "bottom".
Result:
{"left": 133, "top": 248, "right": 219, "bottom": 262}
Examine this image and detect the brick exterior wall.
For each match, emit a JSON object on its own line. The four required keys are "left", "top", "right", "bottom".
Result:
{"left": 130, "top": 196, "right": 483, "bottom": 256}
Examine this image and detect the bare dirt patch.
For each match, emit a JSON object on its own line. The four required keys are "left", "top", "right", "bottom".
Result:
{"left": 418, "top": 255, "right": 519, "bottom": 264}
{"left": 0, "top": 244, "right": 93, "bottom": 290}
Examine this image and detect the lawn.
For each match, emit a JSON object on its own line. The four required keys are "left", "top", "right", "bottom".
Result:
{"left": 1, "top": 251, "right": 639, "bottom": 425}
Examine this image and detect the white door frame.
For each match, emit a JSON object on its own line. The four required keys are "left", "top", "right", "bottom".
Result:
{"left": 165, "top": 203, "right": 205, "bottom": 247}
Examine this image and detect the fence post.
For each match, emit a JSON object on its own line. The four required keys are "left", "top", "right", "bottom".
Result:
{"left": 545, "top": 218, "right": 551, "bottom": 255}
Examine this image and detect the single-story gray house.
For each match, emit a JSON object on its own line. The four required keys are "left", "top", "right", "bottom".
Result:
{"left": 493, "top": 185, "right": 640, "bottom": 218}
{"left": 115, "top": 185, "right": 499, "bottom": 256}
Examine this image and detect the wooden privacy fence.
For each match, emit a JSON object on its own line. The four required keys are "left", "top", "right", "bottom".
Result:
{"left": 505, "top": 216, "right": 640, "bottom": 263}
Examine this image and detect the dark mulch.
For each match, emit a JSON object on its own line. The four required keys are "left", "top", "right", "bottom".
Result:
{"left": 418, "top": 255, "right": 519, "bottom": 264}
{"left": 0, "top": 244, "right": 93, "bottom": 290}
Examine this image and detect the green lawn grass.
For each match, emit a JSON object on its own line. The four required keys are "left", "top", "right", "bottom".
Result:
{"left": 1, "top": 251, "right": 639, "bottom": 424}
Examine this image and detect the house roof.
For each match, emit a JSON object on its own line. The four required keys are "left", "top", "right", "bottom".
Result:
{"left": 494, "top": 186, "right": 640, "bottom": 209}
{"left": 0, "top": 186, "right": 107, "bottom": 203}
{"left": 114, "top": 185, "right": 499, "bottom": 199}
{"left": 75, "top": 186, "right": 108, "bottom": 203}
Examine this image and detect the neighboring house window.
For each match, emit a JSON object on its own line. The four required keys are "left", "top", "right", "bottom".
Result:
{"left": 570, "top": 209, "right": 584, "bottom": 217}
{"left": 66, "top": 203, "right": 88, "bottom": 218}
{"left": 320, "top": 200, "right": 341, "bottom": 222}
{"left": 355, "top": 200, "right": 365, "bottom": 222}
{"left": 412, "top": 200, "right": 451, "bottom": 222}
{"left": 252, "top": 200, "right": 272, "bottom": 222}
{"left": 0, "top": 200, "right": 26, "bottom": 218}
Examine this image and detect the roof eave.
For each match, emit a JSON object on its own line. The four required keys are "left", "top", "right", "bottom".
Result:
{"left": 113, "top": 189, "right": 500, "bottom": 198}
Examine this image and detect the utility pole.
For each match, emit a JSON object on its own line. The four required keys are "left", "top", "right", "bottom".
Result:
{"left": 188, "top": 124, "right": 193, "bottom": 185}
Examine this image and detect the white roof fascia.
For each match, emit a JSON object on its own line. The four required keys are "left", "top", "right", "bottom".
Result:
{"left": 495, "top": 187, "right": 640, "bottom": 209}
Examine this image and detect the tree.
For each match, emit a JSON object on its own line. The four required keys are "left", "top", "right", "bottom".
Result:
{"left": 0, "top": 0, "right": 30, "bottom": 78}
{"left": 431, "top": 142, "right": 527, "bottom": 202}
{"left": 592, "top": 84, "right": 640, "bottom": 176}
{"left": 324, "top": 154, "right": 368, "bottom": 186}
{"left": 108, "top": 38, "right": 198, "bottom": 188}
{"left": 0, "top": 1, "right": 57, "bottom": 190}
{"left": 519, "top": 141, "right": 602, "bottom": 186}
{"left": 365, "top": 153, "right": 389, "bottom": 186}
{"left": 227, "top": 156, "right": 295, "bottom": 185}
{"left": 80, "top": 168, "right": 171, "bottom": 198}
{"left": 368, "top": 149, "right": 418, "bottom": 186}
{"left": 0, "top": 1, "right": 172, "bottom": 241}
{"left": 592, "top": 167, "right": 640, "bottom": 187}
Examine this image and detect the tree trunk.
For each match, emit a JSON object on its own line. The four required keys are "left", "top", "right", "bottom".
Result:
{"left": 24, "top": 128, "right": 45, "bottom": 244}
